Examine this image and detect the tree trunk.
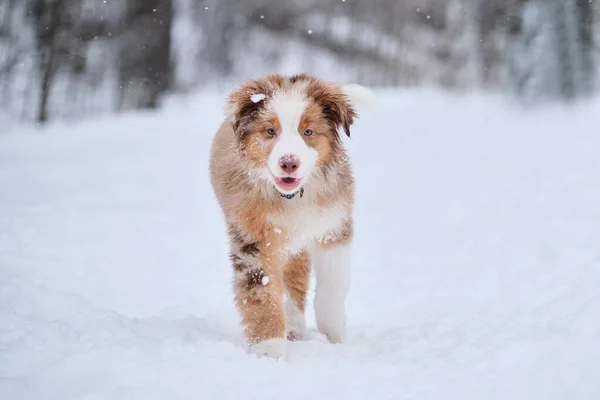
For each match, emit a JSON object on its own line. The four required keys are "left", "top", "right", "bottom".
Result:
{"left": 37, "top": 40, "right": 56, "bottom": 123}
{"left": 32, "top": 0, "right": 63, "bottom": 124}
{"left": 575, "top": 0, "right": 594, "bottom": 93}
{"left": 118, "top": 0, "right": 173, "bottom": 110}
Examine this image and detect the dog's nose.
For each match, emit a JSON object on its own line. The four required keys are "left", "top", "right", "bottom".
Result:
{"left": 279, "top": 155, "right": 300, "bottom": 173}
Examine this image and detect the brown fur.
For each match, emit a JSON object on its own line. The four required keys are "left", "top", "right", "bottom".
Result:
{"left": 283, "top": 251, "right": 310, "bottom": 313}
{"left": 210, "top": 74, "right": 360, "bottom": 349}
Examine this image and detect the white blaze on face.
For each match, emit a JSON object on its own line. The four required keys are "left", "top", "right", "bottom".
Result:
{"left": 267, "top": 88, "right": 318, "bottom": 180}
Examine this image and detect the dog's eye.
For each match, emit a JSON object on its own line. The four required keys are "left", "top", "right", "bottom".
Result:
{"left": 304, "top": 129, "right": 313, "bottom": 136}
{"left": 267, "top": 128, "right": 276, "bottom": 136}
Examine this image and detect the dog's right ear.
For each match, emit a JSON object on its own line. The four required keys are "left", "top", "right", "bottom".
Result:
{"left": 224, "top": 79, "right": 273, "bottom": 134}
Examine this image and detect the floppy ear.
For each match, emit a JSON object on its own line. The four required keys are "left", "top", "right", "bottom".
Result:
{"left": 309, "top": 85, "right": 355, "bottom": 138}
{"left": 224, "top": 79, "right": 272, "bottom": 134}
{"left": 310, "top": 82, "right": 374, "bottom": 137}
{"left": 341, "top": 83, "right": 375, "bottom": 114}
{"left": 338, "top": 83, "right": 374, "bottom": 137}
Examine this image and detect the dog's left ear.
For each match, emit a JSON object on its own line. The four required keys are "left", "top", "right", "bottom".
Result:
{"left": 339, "top": 83, "right": 374, "bottom": 137}
{"left": 313, "top": 83, "right": 374, "bottom": 138}
{"left": 342, "top": 84, "right": 375, "bottom": 114}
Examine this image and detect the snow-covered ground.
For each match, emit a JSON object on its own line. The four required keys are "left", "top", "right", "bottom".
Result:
{"left": 1, "top": 90, "right": 599, "bottom": 399}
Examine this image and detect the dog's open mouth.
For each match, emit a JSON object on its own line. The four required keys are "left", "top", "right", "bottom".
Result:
{"left": 274, "top": 176, "right": 301, "bottom": 192}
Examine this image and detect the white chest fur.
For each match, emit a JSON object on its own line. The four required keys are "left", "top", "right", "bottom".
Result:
{"left": 269, "top": 202, "right": 349, "bottom": 255}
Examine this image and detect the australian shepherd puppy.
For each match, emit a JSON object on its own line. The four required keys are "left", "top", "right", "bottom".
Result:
{"left": 209, "top": 73, "right": 371, "bottom": 359}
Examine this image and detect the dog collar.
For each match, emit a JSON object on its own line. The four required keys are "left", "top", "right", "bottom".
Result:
{"left": 277, "top": 187, "right": 304, "bottom": 200}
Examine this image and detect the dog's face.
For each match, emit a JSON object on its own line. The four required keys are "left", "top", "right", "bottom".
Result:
{"left": 225, "top": 74, "right": 368, "bottom": 195}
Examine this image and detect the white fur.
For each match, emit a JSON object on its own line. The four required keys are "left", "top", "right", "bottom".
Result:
{"left": 312, "top": 243, "right": 352, "bottom": 344}
{"left": 284, "top": 291, "right": 307, "bottom": 339}
{"left": 269, "top": 202, "right": 348, "bottom": 255}
{"left": 248, "top": 337, "right": 286, "bottom": 359}
{"left": 267, "top": 89, "right": 318, "bottom": 191}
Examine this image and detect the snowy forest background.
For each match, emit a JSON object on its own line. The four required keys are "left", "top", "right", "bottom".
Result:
{"left": 0, "top": 0, "right": 598, "bottom": 125}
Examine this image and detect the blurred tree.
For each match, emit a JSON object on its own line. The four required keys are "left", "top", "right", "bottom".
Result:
{"left": 198, "top": 0, "right": 238, "bottom": 77}
{"left": 574, "top": 0, "right": 595, "bottom": 94}
{"left": 0, "top": 0, "right": 21, "bottom": 77}
{"left": 118, "top": 0, "right": 173, "bottom": 110}
{"left": 31, "top": 0, "right": 73, "bottom": 122}
{"left": 506, "top": 0, "right": 595, "bottom": 103}
{"left": 506, "top": 0, "right": 553, "bottom": 102}
{"left": 551, "top": 0, "right": 594, "bottom": 100}
{"left": 1, "top": 0, "right": 597, "bottom": 124}
{"left": 24, "top": 0, "right": 116, "bottom": 122}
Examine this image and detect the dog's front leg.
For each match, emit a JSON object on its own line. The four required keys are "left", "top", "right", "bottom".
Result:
{"left": 230, "top": 228, "right": 286, "bottom": 359}
{"left": 283, "top": 251, "right": 310, "bottom": 341}
{"left": 313, "top": 234, "right": 352, "bottom": 344}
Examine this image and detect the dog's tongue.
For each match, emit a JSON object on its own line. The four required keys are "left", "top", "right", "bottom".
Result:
{"left": 276, "top": 176, "right": 300, "bottom": 191}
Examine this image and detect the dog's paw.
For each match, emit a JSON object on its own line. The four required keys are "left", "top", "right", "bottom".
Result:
{"left": 248, "top": 338, "right": 286, "bottom": 359}
{"left": 284, "top": 295, "right": 307, "bottom": 342}
{"left": 285, "top": 317, "right": 307, "bottom": 341}
{"left": 286, "top": 331, "right": 305, "bottom": 341}
{"left": 317, "top": 317, "right": 347, "bottom": 344}
{"left": 322, "top": 327, "right": 347, "bottom": 344}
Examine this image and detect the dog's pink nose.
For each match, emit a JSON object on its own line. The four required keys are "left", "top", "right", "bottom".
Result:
{"left": 279, "top": 155, "right": 300, "bottom": 173}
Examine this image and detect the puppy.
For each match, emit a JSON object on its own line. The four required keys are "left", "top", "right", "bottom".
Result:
{"left": 209, "top": 74, "right": 371, "bottom": 358}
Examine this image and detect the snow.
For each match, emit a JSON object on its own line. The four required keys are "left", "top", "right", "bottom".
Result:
{"left": 251, "top": 93, "right": 266, "bottom": 103}
{"left": 1, "top": 90, "right": 600, "bottom": 399}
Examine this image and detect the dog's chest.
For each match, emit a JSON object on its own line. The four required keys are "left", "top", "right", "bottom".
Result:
{"left": 269, "top": 203, "right": 348, "bottom": 255}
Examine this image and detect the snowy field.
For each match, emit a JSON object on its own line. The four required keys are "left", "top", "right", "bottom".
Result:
{"left": 1, "top": 90, "right": 600, "bottom": 399}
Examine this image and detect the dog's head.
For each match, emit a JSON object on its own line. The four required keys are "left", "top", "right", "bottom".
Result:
{"left": 225, "top": 74, "right": 372, "bottom": 196}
